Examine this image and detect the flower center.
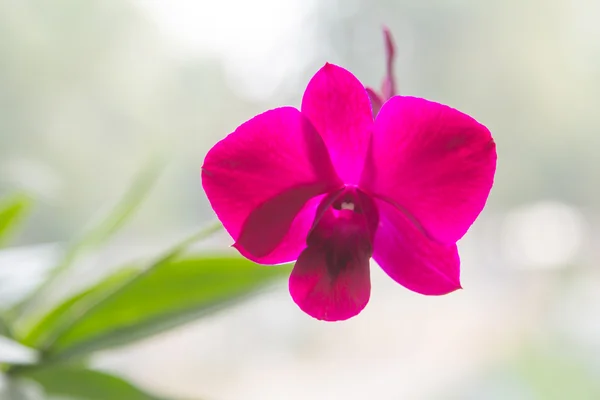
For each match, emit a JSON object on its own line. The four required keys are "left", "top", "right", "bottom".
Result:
{"left": 340, "top": 201, "right": 355, "bottom": 211}
{"left": 306, "top": 188, "right": 379, "bottom": 276}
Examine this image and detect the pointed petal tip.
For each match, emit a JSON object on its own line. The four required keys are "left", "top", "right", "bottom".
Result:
{"left": 231, "top": 241, "right": 245, "bottom": 256}
{"left": 321, "top": 62, "right": 343, "bottom": 73}
{"left": 447, "top": 275, "right": 462, "bottom": 293}
{"left": 420, "top": 280, "right": 462, "bottom": 296}
{"left": 232, "top": 241, "right": 260, "bottom": 263}
{"left": 441, "top": 278, "right": 463, "bottom": 294}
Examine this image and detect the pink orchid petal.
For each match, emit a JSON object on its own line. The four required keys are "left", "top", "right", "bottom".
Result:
{"left": 366, "top": 87, "right": 384, "bottom": 117}
{"left": 237, "top": 193, "right": 325, "bottom": 265}
{"left": 289, "top": 245, "right": 371, "bottom": 321}
{"left": 301, "top": 63, "right": 374, "bottom": 184}
{"left": 236, "top": 187, "right": 346, "bottom": 264}
{"left": 361, "top": 96, "right": 497, "bottom": 244}
{"left": 202, "top": 107, "right": 343, "bottom": 261}
{"left": 373, "top": 199, "right": 461, "bottom": 295}
{"left": 233, "top": 184, "right": 323, "bottom": 260}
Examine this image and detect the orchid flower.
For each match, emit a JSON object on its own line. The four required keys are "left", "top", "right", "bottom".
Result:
{"left": 202, "top": 30, "right": 496, "bottom": 321}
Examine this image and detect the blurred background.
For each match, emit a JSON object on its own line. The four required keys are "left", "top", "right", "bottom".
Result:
{"left": 1, "top": 0, "right": 600, "bottom": 399}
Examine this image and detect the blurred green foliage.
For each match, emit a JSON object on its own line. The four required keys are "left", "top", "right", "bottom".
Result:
{"left": 0, "top": 194, "right": 32, "bottom": 248}
{"left": 22, "top": 366, "right": 168, "bottom": 400}
{"left": 0, "top": 170, "right": 288, "bottom": 399}
{"left": 515, "top": 344, "right": 600, "bottom": 400}
{"left": 27, "top": 256, "right": 289, "bottom": 362}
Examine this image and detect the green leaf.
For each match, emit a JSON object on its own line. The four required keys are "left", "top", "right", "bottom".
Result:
{"left": 40, "top": 256, "right": 290, "bottom": 361}
{"left": 75, "top": 159, "right": 163, "bottom": 251}
{"left": 11, "top": 160, "right": 162, "bottom": 318}
{"left": 0, "top": 315, "right": 12, "bottom": 337}
{"left": 20, "top": 366, "right": 167, "bottom": 400}
{"left": 20, "top": 268, "right": 140, "bottom": 347}
{"left": 20, "top": 224, "right": 222, "bottom": 348}
{"left": 0, "top": 193, "right": 32, "bottom": 247}
{"left": 47, "top": 158, "right": 163, "bottom": 278}
{"left": 0, "top": 377, "right": 44, "bottom": 400}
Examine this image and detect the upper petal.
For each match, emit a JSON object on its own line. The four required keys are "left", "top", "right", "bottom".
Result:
{"left": 360, "top": 96, "right": 497, "bottom": 244}
{"left": 373, "top": 199, "right": 461, "bottom": 295}
{"left": 301, "top": 63, "right": 374, "bottom": 184}
{"left": 202, "top": 107, "right": 343, "bottom": 261}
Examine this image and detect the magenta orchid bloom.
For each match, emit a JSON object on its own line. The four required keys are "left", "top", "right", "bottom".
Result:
{"left": 202, "top": 36, "right": 496, "bottom": 322}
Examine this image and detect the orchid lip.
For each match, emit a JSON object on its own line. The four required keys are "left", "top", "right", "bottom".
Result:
{"left": 289, "top": 187, "right": 377, "bottom": 321}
